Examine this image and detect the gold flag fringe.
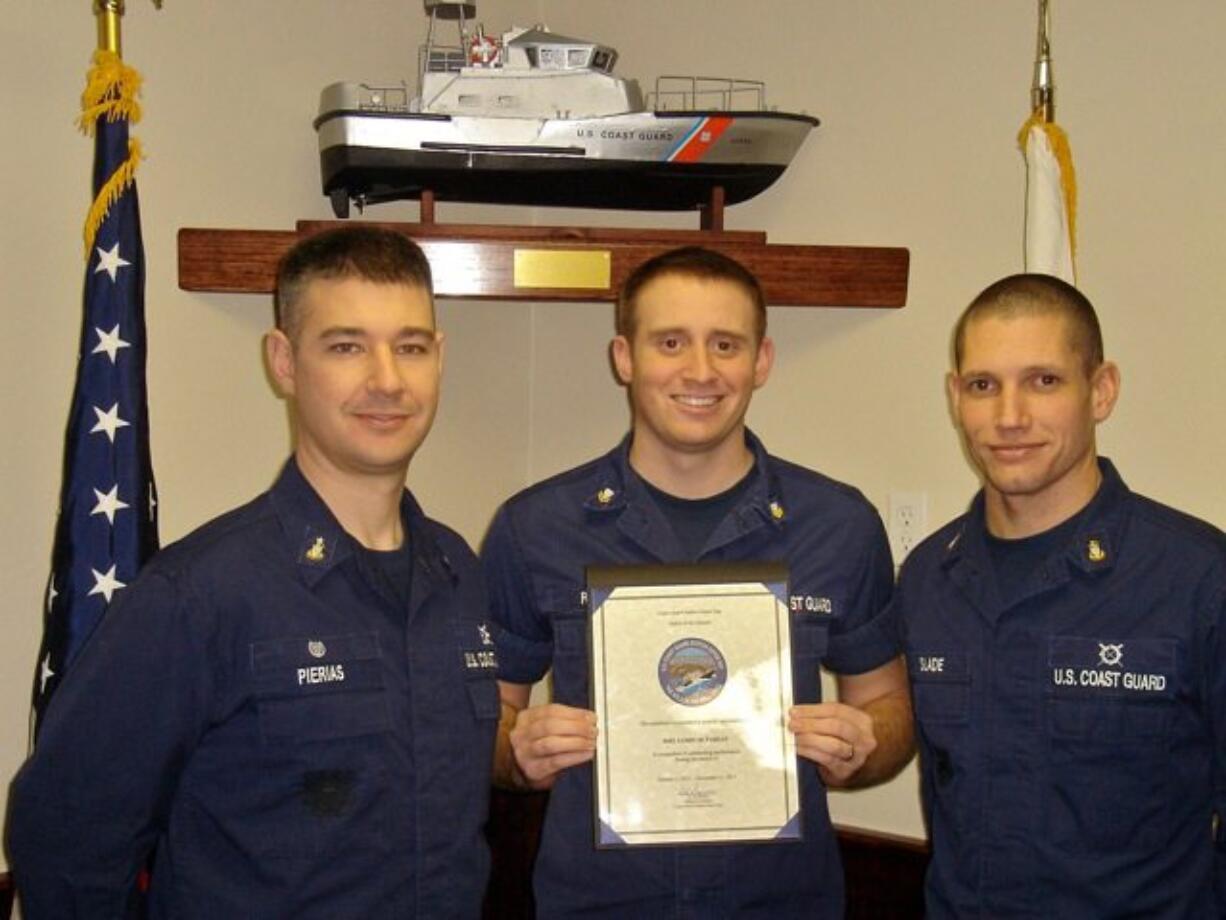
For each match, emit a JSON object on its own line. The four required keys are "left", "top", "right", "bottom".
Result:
{"left": 79, "top": 50, "right": 144, "bottom": 257}
{"left": 1018, "top": 111, "right": 1078, "bottom": 260}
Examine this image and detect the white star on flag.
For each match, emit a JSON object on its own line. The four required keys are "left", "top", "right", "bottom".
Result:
{"left": 87, "top": 564, "right": 126, "bottom": 604}
{"left": 90, "top": 402, "right": 130, "bottom": 443}
{"left": 92, "top": 324, "right": 131, "bottom": 364}
{"left": 94, "top": 242, "right": 131, "bottom": 282}
{"left": 46, "top": 579, "right": 58, "bottom": 614}
{"left": 40, "top": 656, "right": 55, "bottom": 694}
{"left": 90, "top": 485, "right": 130, "bottom": 525}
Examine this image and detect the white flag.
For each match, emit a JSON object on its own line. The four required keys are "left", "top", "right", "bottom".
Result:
{"left": 1020, "top": 117, "right": 1077, "bottom": 283}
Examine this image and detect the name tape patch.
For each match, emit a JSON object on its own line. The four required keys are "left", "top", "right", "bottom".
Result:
{"left": 1048, "top": 636, "right": 1177, "bottom": 697}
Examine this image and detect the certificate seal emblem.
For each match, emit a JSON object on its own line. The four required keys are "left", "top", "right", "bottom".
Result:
{"left": 658, "top": 637, "right": 727, "bottom": 706}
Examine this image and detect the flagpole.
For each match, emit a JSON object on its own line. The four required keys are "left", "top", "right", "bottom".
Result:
{"left": 1032, "top": 0, "right": 1054, "bottom": 122}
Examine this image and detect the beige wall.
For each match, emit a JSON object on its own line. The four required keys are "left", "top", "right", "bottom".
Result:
{"left": 3, "top": 0, "right": 1223, "bottom": 868}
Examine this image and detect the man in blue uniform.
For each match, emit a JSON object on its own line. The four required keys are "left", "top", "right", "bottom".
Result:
{"left": 898, "top": 274, "right": 1226, "bottom": 917}
{"left": 8, "top": 227, "right": 498, "bottom": 918}
{"left": 483, "top": 247, "right": 914, "bottom": 918}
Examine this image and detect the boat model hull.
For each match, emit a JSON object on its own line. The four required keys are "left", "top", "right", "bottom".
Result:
{"left": 316, "top": 102, "right": 819, "bottom": 215}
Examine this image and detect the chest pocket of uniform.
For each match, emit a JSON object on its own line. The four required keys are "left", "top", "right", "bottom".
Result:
{"left": 550, "top": 610, "right": 590, "bottom": 708}
{"left": 909, "top": 650, "right": 971, "bottom": 725}
{"left": 790, "top": 616, "right": 829, "bottom": 704}
{"left": 252, "top": 632, "right": 390, "bottom": 744}
{"left": 1044, "top": 636, "right": 1179, "bottom": 852}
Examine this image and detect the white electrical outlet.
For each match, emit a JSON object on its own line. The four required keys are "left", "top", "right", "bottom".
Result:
{"left": 888, "top": 491, "right": 928, "bottom": 564}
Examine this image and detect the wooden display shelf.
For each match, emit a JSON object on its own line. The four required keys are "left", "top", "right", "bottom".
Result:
{"left": 177, "top": 220, "right": 909, "bottom": 308}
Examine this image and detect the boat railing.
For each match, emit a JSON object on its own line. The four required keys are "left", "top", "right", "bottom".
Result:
{"left": 420, "top": 44, "right": 467, "bottom": 75}
{"left": 648, "top": 76, "right": 768, "bottom": 111}
{"left": 355, "top": 83, "right": 412, "bottom": 113}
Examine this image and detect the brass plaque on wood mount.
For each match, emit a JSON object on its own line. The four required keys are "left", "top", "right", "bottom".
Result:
{"left": 513, "top": 249, "right": 612, "bottom": 290}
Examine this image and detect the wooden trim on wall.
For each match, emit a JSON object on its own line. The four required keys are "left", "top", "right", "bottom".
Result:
{"left": 835, "top": 823, "right": 929, "bottom": 919}
{"left": 178, "top": 221, "right": 910, "bottom": 308}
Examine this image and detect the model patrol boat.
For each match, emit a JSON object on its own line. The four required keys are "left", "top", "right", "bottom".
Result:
{"left": 315, "top": 0, "right": 819, "bottom": 217}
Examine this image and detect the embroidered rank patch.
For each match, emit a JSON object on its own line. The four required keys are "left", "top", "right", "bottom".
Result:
{"left": 303, "top": 535, "right": 327, "bottom": 564}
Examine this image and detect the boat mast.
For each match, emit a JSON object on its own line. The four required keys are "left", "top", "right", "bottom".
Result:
{"left": 421, "top": 1, "right": 477, "bottom": 98}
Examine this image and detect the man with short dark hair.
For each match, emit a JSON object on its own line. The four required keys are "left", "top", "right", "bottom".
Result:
{"left": 484, "top": 246, "right": 914, "bottom": 917}
{"left": 898, "top": 273, "right": 1226, "bottom": 916}
{"left": 9, "top": 226, "right": 498, "bottom": 918}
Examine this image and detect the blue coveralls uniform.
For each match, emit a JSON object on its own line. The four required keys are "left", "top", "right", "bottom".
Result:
{"left": 9, "top": 460, "right": 499, "bottom": 919}
{"left": 897, "top": 459, "right": 1226, "bottom": 918}
{"left": 482, "top": 431, "right": 897, "bottom": 919}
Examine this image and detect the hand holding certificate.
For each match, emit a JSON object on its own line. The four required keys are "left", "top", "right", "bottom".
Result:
{"left": 588, "top": 562, "right": 800, "bottom": 847}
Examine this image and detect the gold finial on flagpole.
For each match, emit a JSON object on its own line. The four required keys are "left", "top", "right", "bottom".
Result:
{"left": 1031, "top": 0, "right": 1055, "bottom": 122}
{"left": 94, "top": 0, "right": 124, "bottom": 56}
{"left": 93, "top": 0, "right": 162, "bottom": 57}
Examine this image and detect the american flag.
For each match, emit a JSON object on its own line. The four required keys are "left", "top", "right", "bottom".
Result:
{"left": 34, "top": 51, "right": 160, "bottom": 727}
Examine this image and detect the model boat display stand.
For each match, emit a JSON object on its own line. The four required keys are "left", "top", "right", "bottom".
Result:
{"left": 177, "top": 200, "right": 908, "bottom": 308}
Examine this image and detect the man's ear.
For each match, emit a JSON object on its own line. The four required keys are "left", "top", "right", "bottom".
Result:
{"left": 611, "top": 335, "right": 633, "bottom": 386}
{"left": 753, "top": 336, "right": 775, "bottom": 389}
{"left": 945, "top": 371, "right": 962, "bottom": 423}
{"left": 265, "top": 329, "right": 296, "bottom": 397}
{"left": 1090, "top": 360, "right": 1120, "bottom": 424}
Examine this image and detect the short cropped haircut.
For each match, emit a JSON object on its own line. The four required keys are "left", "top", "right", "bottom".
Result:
{"left": 953, "top": 273, "right": 1104, "bottom": 375}
{"left": 616, "top": 247, "right": 767, "bottom": 343}
{"left": 275, "top": 226, "right": 435, "bottom": 341}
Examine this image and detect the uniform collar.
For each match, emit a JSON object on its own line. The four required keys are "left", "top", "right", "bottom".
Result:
{"left": 268, "top": 458, "right": 453, "bottom": 590}
{"left": 942, "top": 458, "right": 1130, "bottom": 612}
{"left": 581, "top": 430, "right": 788, "bottom": 555}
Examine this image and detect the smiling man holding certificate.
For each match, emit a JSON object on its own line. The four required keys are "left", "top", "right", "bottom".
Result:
{"left": 483, "top": 247, "right": 914, "bottom": 918}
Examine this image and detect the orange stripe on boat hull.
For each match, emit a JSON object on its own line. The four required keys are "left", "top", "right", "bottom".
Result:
{"left": 669, "top": 116, "right": 733, "bottom": 163}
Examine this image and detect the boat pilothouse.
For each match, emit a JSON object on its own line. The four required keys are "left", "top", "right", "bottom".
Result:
{"left": 316, "top": 0, "right": 818, "bottom": 217}
{"left": 419, "top": 18, "right": 639, "bottom": 119}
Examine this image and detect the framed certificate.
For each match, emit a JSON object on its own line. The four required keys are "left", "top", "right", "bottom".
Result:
{"left": 587, "top": 562, "right": 800, "bottom": 847}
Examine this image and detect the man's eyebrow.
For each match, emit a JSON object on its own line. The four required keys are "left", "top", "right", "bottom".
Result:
{"left": 316, "top": 325, "right": 436, "bottom": 339}
{"left": 957, "top": 363, "right": 1063, "bottom": 378}
{"left": 396, "top": 326, "right": 437, "bottom": 339}
{"left": 318, "top": 326, "right": 365, "bottom": 339}
{"left": 642, "top": 326, "right": 749, "bottom": 341}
